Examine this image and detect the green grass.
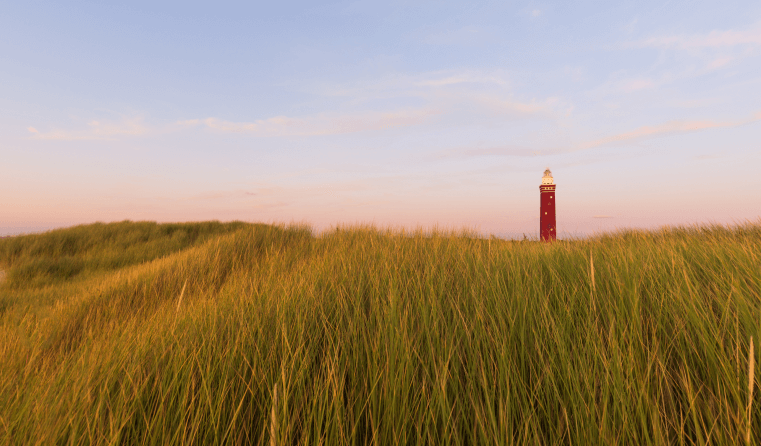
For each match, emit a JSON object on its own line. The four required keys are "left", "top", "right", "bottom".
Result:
{"left": 0, "top": 219, "right": 760, "bottom": 445}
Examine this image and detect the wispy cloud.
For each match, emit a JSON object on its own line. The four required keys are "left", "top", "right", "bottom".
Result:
{"left": 307, "top": 68, "right": 513, "bottom": 100}
{"left": 175, "top": 119, "right": 201, "bottom": 127}
{"left": 622, "top": 17, "right": 638, "bottom": 34}
{"left": 637, "top": 22, "right": 761, "bottom": 50}
{"left": 32, "top": 90, "right": 559, "bottom": 143}
{"left": 581, "top": 111, "right": 761, "bottom": 149}
{"left": 195, "top": 108, "right": 441, "bottom": 136}
{"left": 589, "top": 54, "right": 743, "bottom": 97}
{"left": 422, "top": 26, "right": 498, "bottom": 46}
{"left": 30, "top": 68, "right": 562, "bottom": 142}
{"left": 619, "top": 78, "right": 657, "bottom": 92}
{"left": 471, "top": 94, "right": 555, "bottom": 116}
{"left": 193, "top": 95, "right": 555, "bottom": 137}
{"left": 428, "top": 110, "right": 759, "bottom": 161}
{"left": 588, "top": 69, "right": 683, "bottom": 96}
{"left": 706, "top": 56, "right": 734, "bottom": 69}
{"left": 432, "top": 145, "right": 541, "bottom": 160}
{"left": 415, "top": 72, "right": 508, "bottom": 87}
{"left": 601, "top": 22, "right": 761, "bottom": 94}
{"left": 29, "top": 116, "right": 149, "bottom": 141}
{"left": 181, "top": 76, "right": 560, "bottom": 137}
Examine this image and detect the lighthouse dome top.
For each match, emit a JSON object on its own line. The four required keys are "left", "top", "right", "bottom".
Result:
{"left": 541, "top": 168, "right": 554, "bottom": 185}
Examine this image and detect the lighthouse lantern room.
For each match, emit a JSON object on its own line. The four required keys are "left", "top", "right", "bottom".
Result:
{"left": 540, "top": 169, "right": 557, "bottom": 242}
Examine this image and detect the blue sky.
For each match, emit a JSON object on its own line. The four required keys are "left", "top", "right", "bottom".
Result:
{"left": 2, "top": 0, "right": 760, "bottom": 239}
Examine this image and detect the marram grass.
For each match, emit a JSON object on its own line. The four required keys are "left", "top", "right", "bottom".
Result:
{"left": 0, "top": 219, "right": 760, "bottom": 445}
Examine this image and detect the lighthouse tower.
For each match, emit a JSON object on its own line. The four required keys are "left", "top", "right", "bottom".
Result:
{"left": 540, "top": 169, "right": 557, "bottom": 242}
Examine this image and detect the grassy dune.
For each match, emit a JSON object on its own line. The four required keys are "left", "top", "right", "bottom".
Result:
{"left": 1, "top": 219, "right": 760, "bottom": 445}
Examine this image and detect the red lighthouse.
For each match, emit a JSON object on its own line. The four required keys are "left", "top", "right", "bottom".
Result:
{"left": 540, "top": 168, "right": 556, "bottom": 242}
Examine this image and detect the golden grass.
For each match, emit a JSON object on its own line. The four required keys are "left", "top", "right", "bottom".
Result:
{"left": 0, "top": 218, "right": 760, "bottom": 444}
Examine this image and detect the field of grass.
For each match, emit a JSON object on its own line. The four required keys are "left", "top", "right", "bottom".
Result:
{"left": 1, "top": 219, "right": 760, "bottom": 445}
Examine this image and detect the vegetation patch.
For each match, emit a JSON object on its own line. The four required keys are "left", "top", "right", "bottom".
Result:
{"left": 0, "top": 219, "right": 759, "bottom": 444}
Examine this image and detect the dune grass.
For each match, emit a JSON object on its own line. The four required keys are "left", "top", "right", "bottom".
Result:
{"left": 0, "top": 219, "right": 760, "bottom": 445}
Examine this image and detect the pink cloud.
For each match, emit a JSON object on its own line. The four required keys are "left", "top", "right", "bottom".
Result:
{"left": 706, "top": 56, "right": 734, "bottom": 70}
{"left": 638, "top": 22, "right": 761, "bottom": 49}
{"left": 175, "top": 119, "right": 200, "bottom": 127}
{"left": 201, "top": 108, "right": 441, "bottom": 136}
{"left": 582, "top": 112, "right": 761, "bottom": 149}
{"left": 29, "top": 116, "right": 149, "bottom": 141}
{"left": 620, "top": 78, "right": 657, "bottom": 92}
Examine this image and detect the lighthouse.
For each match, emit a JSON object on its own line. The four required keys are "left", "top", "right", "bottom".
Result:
{"left": 540, "top": 169, "right": 556, "bottom": 242}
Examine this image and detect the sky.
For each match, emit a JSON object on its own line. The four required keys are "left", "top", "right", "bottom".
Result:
{"left": 2, "top": 0, "right": 760, "bottom": 239}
